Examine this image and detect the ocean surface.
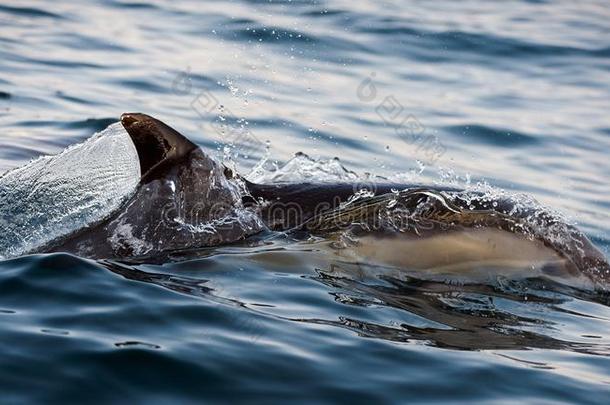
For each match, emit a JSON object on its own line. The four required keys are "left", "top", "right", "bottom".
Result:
{"left": 1, "top": 0, "right": 610, "bottom": 403}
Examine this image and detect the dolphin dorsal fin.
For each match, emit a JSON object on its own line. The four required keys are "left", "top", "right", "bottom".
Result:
{"left": 120, "top": 113, "right": 199, "bottom": 182}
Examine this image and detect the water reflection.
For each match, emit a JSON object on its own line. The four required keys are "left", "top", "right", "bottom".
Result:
{"left": 100, "top": 260, "right": 214, "bottom": 298}
{"left": 305, "top": 267, "right": 610, "bottom": 354}
{"left": 99, "top": 253, "right": 610, "bottom": 356}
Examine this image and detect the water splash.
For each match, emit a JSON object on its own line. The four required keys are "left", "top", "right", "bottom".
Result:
{"left": 0, "top": 123, "right": 141, "bottom": 259}
{"left": 246, "top": 152, "right": 359, "bottom": 184}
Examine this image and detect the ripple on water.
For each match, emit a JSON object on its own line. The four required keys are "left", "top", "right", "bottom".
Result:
{"left": 445, "top": 124, "right": 542, "bottom": 147}
{"left": 0, "top": 4, "right": 63, "bottom": 19}
{"left": 1, "top": 0, "right": 610, "bottom": 402}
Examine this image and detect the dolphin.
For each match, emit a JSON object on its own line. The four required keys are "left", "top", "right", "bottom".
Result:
{"left": 24, "top": 113, "right": 609, "bottom": 287}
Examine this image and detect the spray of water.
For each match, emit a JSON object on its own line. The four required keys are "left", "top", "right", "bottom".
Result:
{"left": 0, "top": 123, "right": 141, "bottom": 259}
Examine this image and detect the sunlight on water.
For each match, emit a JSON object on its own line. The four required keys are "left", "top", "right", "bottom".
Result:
{"left": 0, "top": 123, "right": 140, "bottom": 258}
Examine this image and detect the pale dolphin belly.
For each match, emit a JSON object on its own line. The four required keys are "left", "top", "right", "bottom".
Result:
{"left": 328, "top": 228, "right": 593, "bottom": 286}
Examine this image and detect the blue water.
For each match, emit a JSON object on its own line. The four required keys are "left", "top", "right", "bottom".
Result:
{"left": 1, "top": 0, "right": 610, "bottom": 403}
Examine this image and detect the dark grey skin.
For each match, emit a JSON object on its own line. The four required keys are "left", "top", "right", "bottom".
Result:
{"left": 37, "top": 113, "right": 610, "bottom": 287}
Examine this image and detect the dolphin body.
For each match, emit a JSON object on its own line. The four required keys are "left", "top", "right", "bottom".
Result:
{"left": 35, "top": 113, "right": 609, "bottom": 287}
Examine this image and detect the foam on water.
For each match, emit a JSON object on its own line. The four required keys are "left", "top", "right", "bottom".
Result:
{"left": 0, "top": 123, "right": 141, "bottom": 259}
